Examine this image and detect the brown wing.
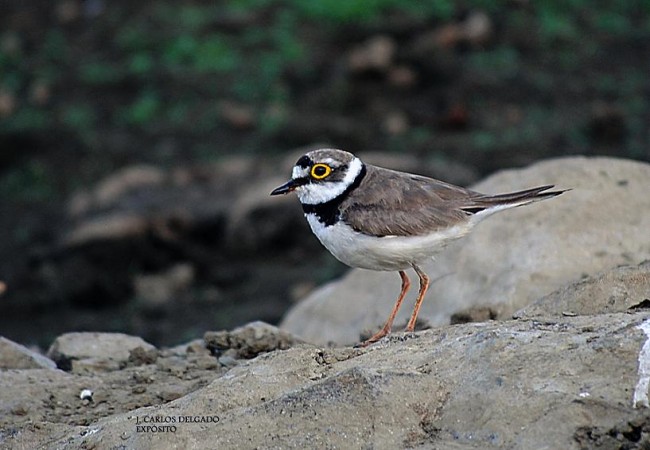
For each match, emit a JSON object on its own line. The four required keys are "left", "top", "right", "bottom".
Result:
{"left": 339, "top": 165, "right": 477, "bottom": 237}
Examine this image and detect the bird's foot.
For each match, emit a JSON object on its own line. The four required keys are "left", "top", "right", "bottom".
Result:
{"left": 355, "top": 327, "right": 391, "bottom": 348}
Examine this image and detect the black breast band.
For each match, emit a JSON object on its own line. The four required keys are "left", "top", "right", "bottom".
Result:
{"left": 302, "top": 164, "right": 367, "bottom": 226}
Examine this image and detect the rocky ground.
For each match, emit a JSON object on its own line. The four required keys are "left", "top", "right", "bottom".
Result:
{"left": 3, "top": 314, "right": 650, "bottom": 449}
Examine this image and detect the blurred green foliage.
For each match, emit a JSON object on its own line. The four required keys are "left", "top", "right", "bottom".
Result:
{"left": 287, "top": 0, "right": 453, "bottom": 22}
{"left": 0, "top": 159, "right": 54, "bottom": 203}
{"left": 1, "top": 0, "right": 645, "bottom": 136}
{"left": 119, "top": 90, "right": 162, "bottom": 125}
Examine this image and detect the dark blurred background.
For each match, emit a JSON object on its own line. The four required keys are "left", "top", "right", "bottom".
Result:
{"left": 1, "top": 0, "right": 649, "bottom": 348}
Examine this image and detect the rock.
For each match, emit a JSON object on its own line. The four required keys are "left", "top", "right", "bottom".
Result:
{"left": 515, "top": 261, "right": 650, "bottom": 319}
{"left": 56, "top": 0, "right": 81, "bottom": 23}
{"left": 34, "top": 312, "right": 650, "bottom": 449}
{"left": 133, "top": 263, "right": 195, "bottom": 308}
{"left": 67, "top": 165, "right": 167, "bottom": 217}
{"left": 71, "top": 357, "right": 122, "bottom": 374}
{"left": 204, "top": 321, "right": 301, "bottom": 359}
{"left": 0, "top": 88, "right": 16, "bottom": 118}
{"left": 347, "top": 35, "right": 397, "bottom": 73}
{"left": 450, "top": 305, "right": 499, "bottom": 324}
{"left": 387, "top": 65, "right": 418, "bottom": 89}
{"left": 382, "top": 110, "right": 409, "bottom": 135}
{"left": 411, "top": 10, "right": 493, "bottom": 52}
{"left": 63, "top": 161, "right": 240, "bottom": 246}
{"left": 166, "top": 338, "right": 209, "bottom": 357}
{"left": 219, "top": 100, "right": 256, "bottom": 129}
{"left": 127, "top": 345, "right": 159, "bottom": 366}
{"left": 461, "top": 10, "right": 494, "bottom": 47}
{"left": 281, "top": 157, "right": 650, "bottom": 345}
{"left": 0, "top": 337, "right": 57, "bottom": 370}
{"left": 47, "top": 332, "right": 157, "bottom": 372}
{"left": 63, "top": 213, "right": 149, "bottom": 245}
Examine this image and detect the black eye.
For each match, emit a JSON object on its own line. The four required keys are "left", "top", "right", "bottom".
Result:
{"left": 310, "top": 164, "right": 332, "bottom": 179}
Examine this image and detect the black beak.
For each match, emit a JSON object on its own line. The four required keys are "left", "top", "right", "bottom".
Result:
{"left": 270, "top": 179, "right": 299, "bottom": 196}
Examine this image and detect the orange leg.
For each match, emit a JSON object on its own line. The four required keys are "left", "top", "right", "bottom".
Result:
{"left": 357, "top": 270, "right": 411, "bottom": 347}
{"left": 405, "top": 264, "right": 430, "bottom": 332}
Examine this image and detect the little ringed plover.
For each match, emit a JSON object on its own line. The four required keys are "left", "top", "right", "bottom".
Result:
{"left": 271, "top": 148, "right": 567, "bottom": 347}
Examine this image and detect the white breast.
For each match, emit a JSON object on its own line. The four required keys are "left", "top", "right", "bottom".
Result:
{"left": 305, "top": 213, "right": 472, "bottom": 271}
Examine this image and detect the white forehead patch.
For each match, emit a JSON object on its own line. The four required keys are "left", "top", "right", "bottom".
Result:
{"left": 292, "top": 165, "right": 309, "bottom": 179}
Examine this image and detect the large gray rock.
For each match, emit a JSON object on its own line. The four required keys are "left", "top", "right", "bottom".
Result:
{"left": 515, "top": 261, "right": 650, "bottom": 319}
{"left": 38, "top": 312, "right": 650, "bottom": 449}
{"left": 281, "top": 157, "right": 650, "bottom": 345}
{"left": 47, "top": 332, "right": 157, "bottom": 372}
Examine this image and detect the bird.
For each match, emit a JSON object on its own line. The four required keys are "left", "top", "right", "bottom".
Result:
{"left": 270, "top": 148, "right": 567, "bottom": 347}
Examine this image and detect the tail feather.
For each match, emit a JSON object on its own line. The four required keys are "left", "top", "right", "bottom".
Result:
{"left": 461, "top": 185, "right": 568, "bottom": 215}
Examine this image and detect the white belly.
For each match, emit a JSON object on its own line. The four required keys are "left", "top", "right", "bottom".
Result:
{"left": 306, "top": 214, "right": 472, "bottom": 271}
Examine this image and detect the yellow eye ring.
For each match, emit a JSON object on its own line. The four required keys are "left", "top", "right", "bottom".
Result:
{"left": 310, "top": 163, "right": 332, "bottom": 180}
